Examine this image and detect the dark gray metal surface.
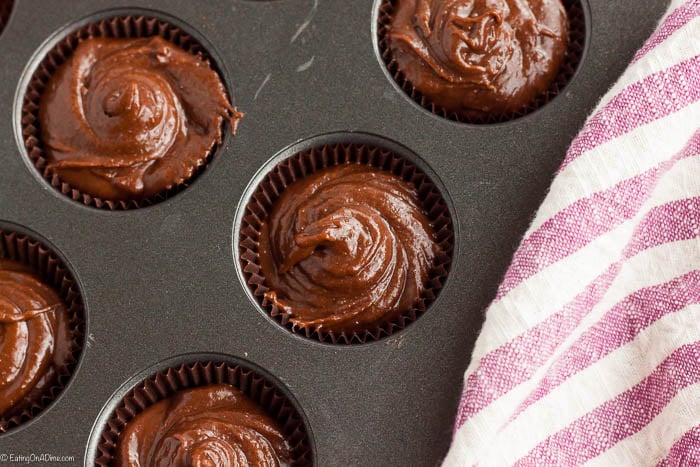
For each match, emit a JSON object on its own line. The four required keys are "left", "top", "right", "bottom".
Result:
{"left": 0, "top": 0, "right": 669, "bottom": 465}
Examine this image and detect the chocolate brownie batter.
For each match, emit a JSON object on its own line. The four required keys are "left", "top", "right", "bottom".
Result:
{"left": 0, "top": 259, "right": 71, "bottom": 419}
{"left": 388, "top": 0, "right": 568, "bottom": 117}
{"left": 39, "top": 36, "right": 242, "bottom": 201}
{"left": 116, "top": 384, "right": 291, "bottom": 467}
{"left": 259, "top": 164, "right": 438, "bottom": 336}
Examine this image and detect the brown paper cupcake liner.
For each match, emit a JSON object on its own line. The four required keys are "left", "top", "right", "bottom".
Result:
{"left": 94, "top": 360, "right": 313, "bottom": 467}
{"left": 239, "top": 143, "right": 454, "bottom": 345}
{"left": 0, "top": 227, "right": 85, "bottom": 433}
{"left": 0, "top": 0, "right": 12, "bottom": 36}
{"left": 377, "top": 0, "right": 586, "bottom": 124}
{"left": 21, "top": 15, "right": 230, "bottom": 210}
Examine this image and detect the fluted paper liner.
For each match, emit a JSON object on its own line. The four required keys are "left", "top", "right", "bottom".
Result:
{"left": 94, "top": 360, "right": 313, "bottom": 467}
{"left": 21, "top": 15, "right": 233, "bottom": 210}
{"left": 0, "top": 228, "right": 85, "bottom": 433}
{"left": 377, "top": 0, "right": 586, "bottom": 124}
{"left": 239, "top": 143, "right": 454, "bottom": 345}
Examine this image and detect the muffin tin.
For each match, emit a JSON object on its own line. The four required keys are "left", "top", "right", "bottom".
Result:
{"left": 0, "top": 0, "right": 669, "bottom": 465}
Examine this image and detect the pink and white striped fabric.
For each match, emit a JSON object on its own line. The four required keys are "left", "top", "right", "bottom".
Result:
{"left": 444, "top": 1, "right": 700, "bottom": 465}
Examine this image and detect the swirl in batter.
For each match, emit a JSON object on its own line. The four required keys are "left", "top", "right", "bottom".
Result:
{"left": 116, "top": 384, "right": 291, "bottom": 467}
{"left": 0, "top": 259, "right": 71, "bottom": 419}
{"left": 39, "top": 36, "right": 242, "bottom": 201}
{"left": 388, "top": 0, "right": 568, "bottom": 117}
{"left": 259, "top": 164, "right": 438, "bottom": 335}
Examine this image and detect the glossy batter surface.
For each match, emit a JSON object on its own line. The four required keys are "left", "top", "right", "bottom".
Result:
{"left": 388, "top": 0, "right": 568, "bottom": 117}
{"left": 259, "top": 164, "right": 438, "bottom": 335}
{"left": 0, "top": 259, "right": 70, "bottom": 419}
{"left": 39, "top": 36, "right": 242, "bottom": 201}
{"left": 116, "top": 384, "right": 291, "bottom": 467}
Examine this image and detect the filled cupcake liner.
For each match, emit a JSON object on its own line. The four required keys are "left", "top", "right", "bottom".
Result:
{"left": 0, "top": 228, "right": 85, "bottom": 433}
{"left": 239, "top": 143, "right": 454, "bottom": 345}
{"left": 0, "top": 0, "right": 12, "bottom": 36}
{"left": 21, "top": 15, "right": 230, "bottom": 210}
{"left": 94, "top": 360, "right": 313, "bottom": 467}
{"left": 377, "top": 0, "right": 586, "bottom": 124}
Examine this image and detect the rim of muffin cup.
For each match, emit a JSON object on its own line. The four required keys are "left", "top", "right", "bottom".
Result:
{"left": 376, "top": 0, "right": 587, "bottom": 124}
{"left": 93, "top": 357, "right": 314, "bottom": 467}
{"left": 20, "top": 13, "right": 235, "bottom": 210}
{"left": 238, "top": 141, "right": 455, "bottom": 345}
{"left": 0, "top": 225, "right": 85, "bottom": 435}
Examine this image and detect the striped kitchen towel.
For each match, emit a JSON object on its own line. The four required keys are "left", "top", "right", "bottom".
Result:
{"left": 444, "top": 1, "right": 700, "bottom": 465}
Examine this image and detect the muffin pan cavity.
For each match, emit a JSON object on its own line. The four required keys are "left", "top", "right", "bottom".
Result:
{"left": 376, "top": 0, "right": 588, "bottom": 124}
{"left": 88, "top": 354, "right": 313, "bottom": 466}
{"left": 0, "top": 222, "right": 86, "bottom": 435}
{"left": 235, "top": 133, "right": 455, "bottom": 345}
{"left": 18, "top": 11, "right": 238, "bottom": 210}
{"left": 0, "top": 0, "right": 12, "bottom": 36}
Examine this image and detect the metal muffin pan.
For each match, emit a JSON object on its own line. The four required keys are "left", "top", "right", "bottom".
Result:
{"left": 0, "top": 0, "right": 669, "bottom": 465}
